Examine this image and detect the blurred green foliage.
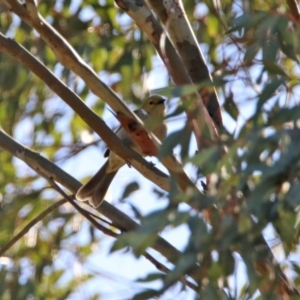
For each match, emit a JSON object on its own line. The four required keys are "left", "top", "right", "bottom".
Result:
{"left": 1, "top": 0, "right": 300, "bottom": 299}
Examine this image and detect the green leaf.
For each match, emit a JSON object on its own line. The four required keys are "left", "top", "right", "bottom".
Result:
{"left": 111, "top": 231, "right": 158, "bottom": 257}
{"left": 207, "top": 15, "right": 219, "bottom": 37}
{"left": 163, "top": 253, "right": 197, "bottom": 287}
{"left": 131, "top": 289, "right": 160, "bottom": 300}
{"left": 218, "top": 250, "right": 235, "bottom": 277}
{"left": 223, "top": 92, "right": 239, "bottom": 120}
{"left": 187, "top": 146, "right": 221, "bottom": 174}
{"left": 136, "top": 272, "right": 165, "bottom": 282}
{"left": 263, "top": 61, "right": 287, "bottom": 77}
{"left": 152, "top": 84, "right": 199, "bottom": 98}
{"left": 262, "top": 39, "right": 279, "bottom": 64}
{"left": 159, "top": 130, "right": 181, "bottom": 157}
{"left": 267, "top": 106, "right": 300, "bottom": 126}
{"left": 256, "top": 78, "right": 285, "bottom": 113}
{"left": 244, "top": 42, "right": 260, "bottom": 64}
{"left": 120, "top": 181, "right": 140, "bottom": 201}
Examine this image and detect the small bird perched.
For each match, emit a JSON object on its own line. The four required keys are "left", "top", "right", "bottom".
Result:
{"left": 76, "top": 95, "right": 167, "bottom": 208}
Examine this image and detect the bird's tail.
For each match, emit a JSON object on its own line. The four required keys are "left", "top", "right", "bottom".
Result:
{"left": 76, "top": 160, "right": 117, "bottom": 208}
{"left": 90, "top": 169, "right": 117, "bottom": 208}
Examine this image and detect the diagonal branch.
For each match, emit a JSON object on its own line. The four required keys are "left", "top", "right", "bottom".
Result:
{"left": 47, "top": 179, "right": 123, "bottom": 238}
{"left": 115, "top": 0, "right": 220, "bottom": 151}
{"left": 286, "top": 0, "right": 300, "bottom": 23}
{"left": 146, "top": 0, "right": 223, "bottom": 129}
{"left": 0, "top": 32, "right": 170, "bottom": 192}
{"left": 0, "top": 128, "right": 206, "bottom": 285}
{"left": 1, "top": 0, "right": 200, "bottom": 195}
{"left": 115, "top": 0, "right": 190, "bottom": 85}
{"left": 48, "top": 180, "right": 199, "bottom": 292}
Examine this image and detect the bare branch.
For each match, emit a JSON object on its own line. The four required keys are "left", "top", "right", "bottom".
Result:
{"left": 115, "top": 0, "right": 190, "bottom": 85}
{"left": 0, "top": 0, "right": 201, "bottom": 195}
{"left": 47, "top": 180, "right": 199, "bottom": 292}
{"left": 146, "top": 0, "right": 223, "bottom": 128}
{"left": 143, "top": 252, "right": 199, "bottom": 292}
{"left": 0, "top": 32, "right": 170, "bottom": 192}
{"left": 114, "top": 0, "right": 220, "bottom": 152}
{"left": 47, "top": 179, "right": 121, "bottom": 238}
{"left": 0, "top": 128, "right": 205, "bottom": 284}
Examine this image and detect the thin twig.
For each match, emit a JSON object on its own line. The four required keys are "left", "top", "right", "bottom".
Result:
{"left": 49, "top": 178, "right": 199, "bottom": 292}
{"left": 1, "top": 0, "right": 200, "bottom": 195}
{"left": 60, "top": 199, "right": 124, "bottom": 230}
{"left": 47, "top": 179, "right": 120, "bottom": 238}
{"left": 48, "top": 179, "right": 199, "bottom": 292}
{"left": 0, "top": 128, "right": 180, "bottom": 260}
{"left": 0, "top": 32, "right": 170, "bottom": 193}
{"left": 144, "top": 252, "right": 198, "bottom": 292}
{"left": 0, "top": 199, "right": 67, "bottom": 256}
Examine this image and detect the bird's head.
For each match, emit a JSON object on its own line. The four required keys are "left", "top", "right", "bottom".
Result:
{"left": 141, "top": 95, "right": 166, "bottom": 114}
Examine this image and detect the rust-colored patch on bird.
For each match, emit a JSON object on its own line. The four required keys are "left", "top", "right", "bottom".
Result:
{"left": 117, "top": 112, "right": 158, "bottom": 156}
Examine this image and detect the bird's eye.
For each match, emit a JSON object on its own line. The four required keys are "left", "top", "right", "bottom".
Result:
{"left": 149, "top": 101, "right": 153, "bottom": 105}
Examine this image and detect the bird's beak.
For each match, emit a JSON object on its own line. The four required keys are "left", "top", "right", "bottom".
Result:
{"left": 158, "top": 98, "right": 166, "bottom": 104}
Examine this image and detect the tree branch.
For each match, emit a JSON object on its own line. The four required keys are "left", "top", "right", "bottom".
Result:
{"left": 143, "top": 252, "right": 198, "bottom": 292}
{"left": 0, "top": 32, "right": 169, "bottom": 192}
{"left": 146, "top": 0, "right": 223, "bottom": 129}
{"left": 47, "top": 180, "right": 199, "bottom": 292}
{"left": 115, "top": 0, "right": 220, "bottom": 151}
{"left": 114, "top": 0, "right": 190, "bottom": 85}
{"left": 0, "top": 128, "right": 206, "bottom": 284}
{"left": 0, "top": 0, "right": 201, "bottom": 195}
{"left": 286, "top": 0, "right": 300, "bottom": 22}
{"left": 0, "top": 198, "right": 67, "bottom": 256}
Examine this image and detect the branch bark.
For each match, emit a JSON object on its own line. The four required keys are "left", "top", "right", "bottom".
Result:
{"left": 0, "top": 32, "right": 171, "bottom": 192}
{"left": 146, "top": 0, "right": 223, "bottom": 128}
{"left": 115, "top": 0, "right": 220, "bottom": 151}
{"left": 48, "top": 179, "right": 199, "bottom": 293}
{"left": 286, "top": 0, "right": 300, "bottom": 23}
{"left": 0, "top": 0, "right": 201, "bottom": 195}
{"left": 115, "top": 0, "right": 190, "bottom": 85}
{"left": 0, "top": 128, "right": 205, "bottom": 286}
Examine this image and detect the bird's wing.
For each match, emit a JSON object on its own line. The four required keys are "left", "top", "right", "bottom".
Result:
{"left": 104, "top": 108, "right": 148, "bottom": 157}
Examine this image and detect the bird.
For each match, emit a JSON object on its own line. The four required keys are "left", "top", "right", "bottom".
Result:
{"left": 76, "top": 95, "right": 167, "bottom": 208}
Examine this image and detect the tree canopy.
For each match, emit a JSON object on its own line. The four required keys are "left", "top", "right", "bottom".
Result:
{"left": 1, "top": 0, "right": 300, "bottom": 299}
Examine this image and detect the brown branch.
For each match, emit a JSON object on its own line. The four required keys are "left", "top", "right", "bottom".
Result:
{"left": 115, "top": 0, "right": 220, "bottom": 151}
{"left": 47, "top": 179, "right": 121, "bottom": 238}
{"left": 0, "top": 32, "right": 170, "bottom": 192}
{"left": 0, "top": 128, "right": 206, "bottom": 285}
{"left": 143, "top": 252, "right": 198, "bottom": 292}
{"left": 48, "top": 178, "right": 199, "bottom": 292}
{"left": 79, "top": 209, "right": 122, "bottom": 230}
{"left": 286, "top": 0, "right": 300, "bottom": 22}
{"left": 0, "top": 128, "right": 137, "bottom": 231}
{"left": 146, "top": 0, "right": 222, "bottom": 129}
{"left": 114, "top": 0, "right": 190, "bottom": 85}
{"left": 0, "top": 198, "right": 67, "bottom": 256}
{"left": 0, "top": 5, "right": 200, "bottom": 196}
